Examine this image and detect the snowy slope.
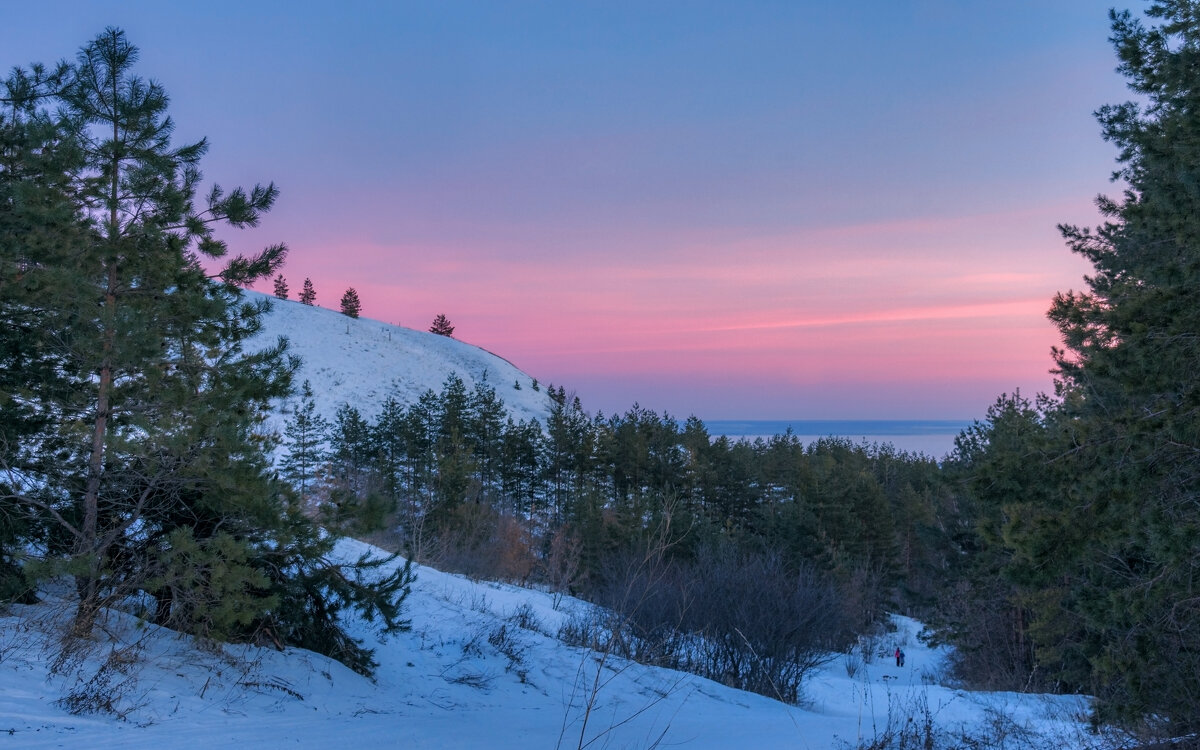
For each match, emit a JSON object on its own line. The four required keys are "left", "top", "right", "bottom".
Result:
{"left": 0, "top": 541, "right": 1100, "bottom": 749}
{"left": 0, "top": 294, "right": 1106, "bottom": 748}
{"left": 249, "top": 291, "right": 554, "bottom": 438}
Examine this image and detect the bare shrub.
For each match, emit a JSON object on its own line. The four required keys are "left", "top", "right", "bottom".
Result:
{"left": 52, "top": 642, "right": 145, "bottom": 719}
{"left": 507, "top": 602, "right": 543, "bottom": 634}
{"left": 839, "top": 691, "right": 1057, "bottom": 750}
{"left": 488, "top": 623, "right": 528, "bottom": 672}
{"left": 543, "top": 527, "right": 583, "bottom": 609}
{"left": 430, "top": 504, "right": 538, "bottom": 584}
{"left": 935, "top": 578, "right": 1039, "bottom": 692}
{"left": 582, "top": 540, "right": 851, "bottom": 704}
{"left": 676, "top": 545, "right": 849, "bottom": 703}
{"left": 490, "top": 514, "right": 538, "bottom": 583}
{"left": 842, "top": 562, "right": 891, "bottom": 633}
{"left": 845, "top": 650, "right": 864, "bottom": 679}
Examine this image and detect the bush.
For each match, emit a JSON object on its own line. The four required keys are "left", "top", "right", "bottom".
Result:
{"left": 583, "top": 542, "right": 852, "bottom": 703}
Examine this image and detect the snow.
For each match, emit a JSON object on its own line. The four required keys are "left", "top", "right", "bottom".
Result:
{"left": 251, "top": 291, "right": 554, "bottom": 438}
{"left": 0, "top": 291, "right": 1104, "bottom": 748}
{"left": 0, "top": 540, "right": 1097, "bottom": 749}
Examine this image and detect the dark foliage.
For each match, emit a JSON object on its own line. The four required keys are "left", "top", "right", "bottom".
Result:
{"left": 339, "top": 287, "right": 361, "bottom": 318}
{"left": 298, "top": 277, "right": 316, "bottom": 305}
{"left": 0, "top": 29, "right": 410, "bottom": 676}
{"left": 429, "top": 313, "right": 454, "bottom": 337}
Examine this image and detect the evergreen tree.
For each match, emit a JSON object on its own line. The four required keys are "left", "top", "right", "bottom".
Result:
{"left": 429, "top": 313, "right": 454, "bottom": 336}
{"left": 273, "top": 273, "right": 288, "bottom": 299}
{"left": 0, "top": 29, "right": 411, "bottom": 674}
{"left": 326, "top": 403, "right": 388, "bottom": 533}
{"left": 340, "top": 287, "right": 361, "bottom": 318}
{"left": 938, "top": 393, "right": 1054, "bottom": 690}
{"left": 299, "top": 277, "right": 316, "bottom": 305}
{"left": 0, "top": 58, "right": 79, "bottom": 604}
{"left": 279, "top": 380, "right": 329, "bottom": 506}
{"left": 45, "top": 27, "right": 289, "bottom": 635}
{"left": 467, "top": 379, "right": 507, "bottom": 501}
{"left": 428, "top": 375, "right": 475, "bottom": 528}
{"left": 498, "top": 418, "right": 542, "bottom": 513}
{"left": 1005, "top": 4, "right": 1200, "bottom": 732}
{"left": 541, "top": 390, "right": 593, "bottom": 524}
{"left": 405, "top": 388, "right": 441, "bottom": 499}
{"left": 371, "top": 395, "right": 408, "bottom": 504}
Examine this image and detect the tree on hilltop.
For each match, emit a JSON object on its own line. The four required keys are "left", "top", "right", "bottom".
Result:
{"left": 273, "top": 274, "right": 288, "bottom": 299}
{"left": 429, "top": 313, "right": 454, "bottom": 337}
{"left": 340, "top": 287, "right": 361, "bottom": 318}
{"left": 299, "top": 277, "right": 316, "bottom": 305}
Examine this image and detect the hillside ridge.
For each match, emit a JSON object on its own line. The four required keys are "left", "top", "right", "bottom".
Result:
{"left": 250, "top": 291, "right": 555, "bottom": 437}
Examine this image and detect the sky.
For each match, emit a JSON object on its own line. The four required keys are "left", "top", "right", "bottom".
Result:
{"left": 1, "top": 1, "right": 1135, "bottom": 420}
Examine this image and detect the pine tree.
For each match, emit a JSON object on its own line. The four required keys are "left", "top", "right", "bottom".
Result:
{"left": 428, "top": 375, "right": 474, "bottom": 528}
{"left": 371, "top": 395, "right": 408, "bottom": 503}
{"left": 467, "top": 380, "right": 507, "bottom": 499}
{"left": 280, "top": 380, "right": 329, "bottom": 506}
{"left": 273, "top": 273, "right": 289, "bottom": 299}
{"left": 429, "top": 313, "right": 454, "bottom": 336}
{"left": 0, "top": 29, "right": 412, "bottom": 674}
{"left": 41, "top": 28, "right": 291, "bottom": 635}
{"left": 1004, "top": 4, "right": 1200, "bottom": 733}
{"left": 0, "top": 58, "right": 80, "bottom": 604}
{"left": 299, "top": 277, "right": 316, "bottom": 305}
{"left": 940, "top": 393, "right": 1053, "bottom": 690}
{"left": 340, "top": 287, "right": 361, "bottom": 318}
{"left": 325, "top": 403, "right": 388, "bottom": 532}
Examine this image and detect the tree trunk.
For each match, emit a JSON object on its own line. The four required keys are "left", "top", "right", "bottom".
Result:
{"left": 75, "top": 263, "right": 117, "bottom": 636}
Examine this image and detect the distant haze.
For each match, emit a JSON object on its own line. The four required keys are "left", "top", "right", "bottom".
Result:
{"left": 0, "top": 1, "right": 1129, "bottom": 420}
{"left": 704, "top": 419, "right": 969, "bottom": 458}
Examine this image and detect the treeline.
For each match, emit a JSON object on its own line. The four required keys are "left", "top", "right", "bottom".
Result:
{"left": 288, "top": 376, "right": 957, "bottom": 605}
{"left": 284, "top": 375, "right": 963, "bottom": 697}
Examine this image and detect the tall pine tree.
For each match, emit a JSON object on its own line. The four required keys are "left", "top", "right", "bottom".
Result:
{"left": 0, "top": 59, "right": 80, "bottom": 604}
{"left": 1006, "top": 3, "right": 1200, "bottom": 733}
{"left": 280, "top": 380, "right": 329, "bottom": 507}
{"left": 0, "top": 29, "right": 412, "bottom": 674}
{"left": 52, "top": 27, "right": 288, "bottom": 634}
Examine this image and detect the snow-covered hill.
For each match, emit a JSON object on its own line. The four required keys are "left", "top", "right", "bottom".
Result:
{"left": 0, "top": 540, "right": 1099, "bottom": 749}
{"left": 250, "top": 291, "right": 554, "bottom": 437}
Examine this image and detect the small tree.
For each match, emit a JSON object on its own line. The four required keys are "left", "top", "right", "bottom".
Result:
{"left": 429, "top": 313, "right": 454, "bottom": 337}
{"left": 340, "top": 287, "right": 361, "bottom": 318}
{"left": 280, "top": 380, "right": 329, "bottom": 507}
{"left": 299, "top": 277, "right": 316, "bottom": 305}
{"left": 273, "top": 274, "right": 289, "bottom": 299}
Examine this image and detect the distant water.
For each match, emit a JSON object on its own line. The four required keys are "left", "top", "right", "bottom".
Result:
{"left": 702, "top": 419, "right": 971, "bottom": 458}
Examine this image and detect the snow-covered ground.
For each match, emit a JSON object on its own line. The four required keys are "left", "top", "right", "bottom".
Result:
{"left": 251, "top": 291, "right": 554, "bottom": 437}
{"left": 0, "top": 293, "right": 1104, "bottom": 748}
{"left": 0, "top": 538, "right": 1097, "bottom": 749}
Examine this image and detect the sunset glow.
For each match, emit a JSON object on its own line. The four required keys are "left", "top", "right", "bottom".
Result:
{"left": 3, "top": 1, "right": 1127, "bottom": 419}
